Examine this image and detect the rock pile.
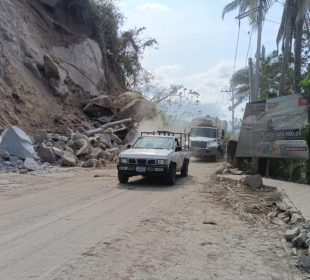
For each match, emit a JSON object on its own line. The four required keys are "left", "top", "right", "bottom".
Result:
{"left": 0, "top": 119, "right": 135, "bottom": 173}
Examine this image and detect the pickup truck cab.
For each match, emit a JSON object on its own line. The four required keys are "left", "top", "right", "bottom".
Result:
{"left": 117, "top": 132, "right": 190, "bottom": 185}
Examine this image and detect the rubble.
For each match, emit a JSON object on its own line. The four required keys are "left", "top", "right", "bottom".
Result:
{"left": 284, "top": 227, "right": 300, "bottom": 241}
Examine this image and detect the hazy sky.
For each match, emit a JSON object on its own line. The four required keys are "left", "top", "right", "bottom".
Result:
{"left": 119, "top": 0, "right": 284, "bottom": 121}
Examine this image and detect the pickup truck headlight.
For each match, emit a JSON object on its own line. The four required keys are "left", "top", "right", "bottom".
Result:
{"left": 157, "top": 159, "right": 168, "bottom": 165}
{"left": 120, "top": 158, "right": 128, "bottom": 164}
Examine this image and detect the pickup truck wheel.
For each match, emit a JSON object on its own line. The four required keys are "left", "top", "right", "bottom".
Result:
{"left": 166, "top": 164, "right": 176, "bottom": 185}
{"left": 181, "top": 159, "right": 189, "bottom": 177}
{"left": 118, "top": 170, "right": 129, "bottom": 184}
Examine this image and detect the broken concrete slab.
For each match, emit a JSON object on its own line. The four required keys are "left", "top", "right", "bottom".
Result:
{"left": 0, "top": 126, "right": 35, "bottom": 159}
{"left": 230, "top": 168, "right": 243, "bottom": 175}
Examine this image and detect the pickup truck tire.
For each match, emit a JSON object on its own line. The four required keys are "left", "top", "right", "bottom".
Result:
{"left": 166, "top": 163, "right": 176, "bottom": 185}
{"left": 181, "top": 159, "right": 189, "bottom": 177}
{"left": 118, "top": 170, "right": 129, "bottom": 184}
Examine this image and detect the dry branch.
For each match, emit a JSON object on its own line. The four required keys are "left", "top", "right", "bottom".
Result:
{"left": 85, "top": 118, "right": 133, "bottom": 137}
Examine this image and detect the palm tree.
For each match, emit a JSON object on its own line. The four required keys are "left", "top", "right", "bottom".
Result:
{"left": 222, "top": 0, "right": 273, "bottom": 27}
{"left": 230, "top": 68, "right": 250, "bottom": 110}
{"left": 277, "top": 0, "right": 310, "bottom": 95}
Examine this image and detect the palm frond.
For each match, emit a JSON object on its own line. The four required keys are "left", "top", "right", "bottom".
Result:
{"left": 222, "top": 0, "right": 241, "bottom": 19}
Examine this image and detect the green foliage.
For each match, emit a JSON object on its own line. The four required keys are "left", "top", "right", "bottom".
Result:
{"left": 260, "top": 50, "right": 294, "bottom": 99}
{"left": 68, "top": 0, "right": 157, "bottom": 90}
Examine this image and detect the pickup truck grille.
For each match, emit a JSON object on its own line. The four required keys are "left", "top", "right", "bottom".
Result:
{"left": 191, "top": 141, "right": 206, "bottom": 148}
{"left": 128, "top": 159, "right": 156, "bottom": 165}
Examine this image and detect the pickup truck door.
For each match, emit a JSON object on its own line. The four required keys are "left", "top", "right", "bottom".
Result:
{"left": 174, "top": 139, "right": 183, "bottom": 170}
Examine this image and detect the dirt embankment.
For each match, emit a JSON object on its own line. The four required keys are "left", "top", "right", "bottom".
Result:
{"left": 0, "top": 0, "right": 129, "bottom": 134}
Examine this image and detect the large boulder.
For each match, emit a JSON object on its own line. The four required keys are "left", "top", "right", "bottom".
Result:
{"left": 244, "top": 175, "right": 263, "bottom": 189}
{"left": 117, "top": 99, "right": 156, "bottom": 121}
{"left": 0, "top": 126, "right": 35, "bottom": 159}
{"left": 83, "top": 95, "right": 114, "bottom": 118}
{"left": 113, "top": 92, "right": 143, "bottom": 110}
{"left": 52, "top": 39, "right": 105, "bottom": 96}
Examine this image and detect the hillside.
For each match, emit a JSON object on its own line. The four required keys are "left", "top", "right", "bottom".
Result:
{"left": 0, "top": 0, "right": 147, "bottom": 134}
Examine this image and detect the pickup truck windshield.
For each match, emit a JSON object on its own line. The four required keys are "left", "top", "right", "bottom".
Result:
{"left": 191, "top": 127, "right": 216, "bottom": 138}
{"left": 132, "top": 136, "right": 174, "bottom": 149}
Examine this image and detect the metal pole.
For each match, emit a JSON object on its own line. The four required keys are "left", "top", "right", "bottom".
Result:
{"left": 231, "top": 86, "right": 235, "bottom": 133}
{"left": 248, "top": 58, "right": 255, "bottom": 102}
{"left": 253, "top": 0, "right": 263, "bottom": 101}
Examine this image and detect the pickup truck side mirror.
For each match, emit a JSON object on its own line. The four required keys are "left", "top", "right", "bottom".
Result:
{"left": 127, "top": 144, "right": 132, "bottom": 149}
{"left": 175, "top": 146, "right": 182, "bottom": 152}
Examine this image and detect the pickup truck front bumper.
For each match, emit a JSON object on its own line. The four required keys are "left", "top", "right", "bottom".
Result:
{"left": 190, "top": 147, "right": 217, "bottom": 158}
{"left": 117, "top": 164, "right": 169, "bottom": 176}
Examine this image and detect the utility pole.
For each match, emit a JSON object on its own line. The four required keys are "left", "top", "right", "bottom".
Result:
{"left": 221, "top": 88, "right": 235, "bottom": 133}
{"left": 253, "top": 0, "right": 263, "bottom": 101}
{"left": 248, "top": 58, "right": 255, "bottom": 101}
{"left": 236, "top": 1, "right": 263, "bottom": 101}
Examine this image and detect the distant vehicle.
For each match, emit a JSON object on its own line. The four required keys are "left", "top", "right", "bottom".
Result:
{"left": 189, "top": 116, "right": 227, "bottom": 161}
{"left": 117, "top": 131, "right": 190, "bottom": 185}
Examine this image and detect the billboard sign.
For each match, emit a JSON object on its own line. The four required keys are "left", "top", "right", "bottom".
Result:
{"left": 236, "top": 94, "right": 309, "bottom": 159}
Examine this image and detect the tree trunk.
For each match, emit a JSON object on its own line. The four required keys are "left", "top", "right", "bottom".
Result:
{"left": 279, "top": 0, "right": 294, "bottom": 96}
{"left": 293, "top": 2, "right": 305, "bottom": 93}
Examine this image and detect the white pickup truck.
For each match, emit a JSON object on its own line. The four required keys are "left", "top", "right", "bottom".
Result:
{"left": 117, "top": 131, "right": 190, "bottom": 185}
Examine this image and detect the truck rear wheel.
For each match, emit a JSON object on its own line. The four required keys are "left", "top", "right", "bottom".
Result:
{"left": 166, "top": 164, "right": 176, "bottom": 185}
{"left": 118, "top": 170, "right": 129, "bottom": 184}
{"left": 181, "top": 159, "right": 189, "bottom": 177}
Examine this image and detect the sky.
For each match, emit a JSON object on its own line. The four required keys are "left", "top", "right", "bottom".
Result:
{"left": 118, "top": 0, "right": 284, "bottom": 123}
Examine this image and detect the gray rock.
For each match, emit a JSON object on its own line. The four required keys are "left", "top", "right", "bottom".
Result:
{"left": 83, "top": 95, "right": 114, "bottom": 119}
{"left": 71, "top": 139, "right": 88, "bottom": 150}
{"left": 43, "top": 54, "right": 61, "bottom": 80}
{"left": 38, "top": 143, "right": 57, "bottom": 164}
{"left": 291, "top": 213, "right": 304, "bottom": 224}
{"left": 24, "top": 158, "right": 40, "bottom": 171}
{"left": 60, "top": 154, "right": 76, "bottom": 167}
{"left": 223, "top": 163, "right": 233, "bottom": 169}
{"left": 292, "top": 230, "right": 308, "bottom": 248}
{"left": 244, "top": 175, "right": 263, "bottom": 189}
{"left": 49, "top": 78, "right": 69, "bottom": 98}
{"left": 33, "top": 129, "right": 48, "bottom": 144}
{"left": 71, "top": 132, "right": 89, "bottom": 142}
{"left": 83, "top": 159, "right": 98, "bottom": 168}
{"left": 0, "top": 149, "right": 10, "bottom": 160}
{"left": 3, "top": 161, "right": 13, "bottom": 166}
{"left": 298, "top": 256, "right": 310, "bottom": 270}
{"left": 285, "top": 227, "right": 300, "bottom": 241}
{"left": 76, "top": 143, "right": 92, "bottom": 157}
{"left": 305, "top": 238, "right": 310, "bottom": 248}
{"left": 52, "top": 39, "right": 105, "bottom": 96}
{"left": 117, "top": 99, "right": 156, "bottom": 121}
{"left": 52, "top": 147, "right": 63, "bottom": 157}
{"left": 99, "top": 133, "right": 112, "bottom": 148}
{"left": 230, "top": 168, "right": 243, "bottom": 175}
{"left": 0, "top": 126, "right": 35, "bottom": 159}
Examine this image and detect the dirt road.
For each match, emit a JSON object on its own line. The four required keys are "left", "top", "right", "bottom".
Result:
{"left": 0, "top": 161, "right": 303, "bottom": 279}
